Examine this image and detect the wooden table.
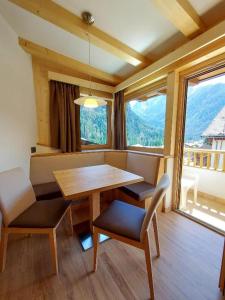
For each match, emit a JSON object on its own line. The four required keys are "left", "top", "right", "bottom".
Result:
{"left": 220, "top": 240, "right": 225, "bottom": 294}
{"left": 54, "top": 164, "right": 143, "bottom": 250}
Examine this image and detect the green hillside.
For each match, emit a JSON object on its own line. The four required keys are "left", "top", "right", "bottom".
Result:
{"left": 130, "top": 95, "right": 166, "bottom": 129}
{"left": 80, "top": 106, "right": 107, "bottom": 144}
{"left": 126, "top": 103, "right": 164, "bottom": 146}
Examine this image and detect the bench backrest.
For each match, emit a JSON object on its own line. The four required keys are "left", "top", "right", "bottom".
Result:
{"left": 30, "top": 151, "right": 161, "bottom": 186}
{"left": 126, "top": 152, "right": 160, "bottom": 185}
{"left": 30, "top": 152, "right": 105, "bottom": 185}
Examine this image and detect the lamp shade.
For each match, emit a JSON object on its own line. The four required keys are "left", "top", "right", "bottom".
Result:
{"left": 74, "top": 96, "right": 107, "bottom": 108}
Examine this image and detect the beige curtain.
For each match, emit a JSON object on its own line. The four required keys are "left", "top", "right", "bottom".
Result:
{"left": 50, "top": 80, "right": 81, "bottom": 152}
{"left": 114, "top": 90, "right": 126, "bottom": 150}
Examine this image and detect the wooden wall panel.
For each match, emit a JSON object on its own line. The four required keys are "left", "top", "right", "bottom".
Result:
{"left": 32, "top": 58, "right": 50, "bottom": 146}
{"left": 164, "top": 71, "right": 179, "bottom": 157}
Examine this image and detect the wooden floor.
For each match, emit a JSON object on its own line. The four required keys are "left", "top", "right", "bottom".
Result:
{"left": 0, "top": 212, "right": 224, "bottom": 300}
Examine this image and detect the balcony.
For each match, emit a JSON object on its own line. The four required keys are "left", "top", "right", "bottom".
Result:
{"left": 180, "top": 148, "right": 225, "bottom": 232}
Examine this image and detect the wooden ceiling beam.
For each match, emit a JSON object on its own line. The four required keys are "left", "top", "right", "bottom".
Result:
{"left": 48, "top": 71, "right": 115, "bottom": 94}
{"left": 10, "top": 0, "right": 149, "bottom": 67}
{"left": 153, "top": 0, "right": 205, "bottom": 38}
{"left": 116, "top": 19, "right": 225, "bottom": 92}
{"left": 19, "top": 38, "right": 121, "bottom": 85}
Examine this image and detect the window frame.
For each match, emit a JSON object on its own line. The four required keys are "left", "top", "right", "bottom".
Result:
{"left": 124, "top": 82, "right": 167, "bottom": 154}
{"left": 80, "top": 100, "right": 112, "bottom": 150}
{"left": 174, "top": 60, "right": 225, "bottom": 212}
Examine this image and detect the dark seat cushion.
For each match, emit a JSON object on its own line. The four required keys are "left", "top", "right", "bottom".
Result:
{"left": 93, "top": 200, "right": 146, "bottom": 241}
{"left": 33, "top": 182, "right": 62, "bottom": 201}
{"left": 119, "top": 181, "right": 155, "bottom": 201}
{"left": 9, "top": 198, "right": 71, "bottom": 228}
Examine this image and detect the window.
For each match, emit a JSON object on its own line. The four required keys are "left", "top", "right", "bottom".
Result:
{"left": 126, "top": 94, "right": 166, "bottom": 148}
{"left": 80, "top": 102, "right": 111, "bottom": 148}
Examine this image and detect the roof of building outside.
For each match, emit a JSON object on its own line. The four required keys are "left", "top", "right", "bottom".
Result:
{"left": 202, "top": 106, "right": 225, "bottom": 138}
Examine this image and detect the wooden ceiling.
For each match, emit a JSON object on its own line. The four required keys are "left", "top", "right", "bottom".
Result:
{"left": 2, "top": 0, "right": 225, "bottom": 89}
{"left": 10, "top": 0, "right": 150, "bottom": 67}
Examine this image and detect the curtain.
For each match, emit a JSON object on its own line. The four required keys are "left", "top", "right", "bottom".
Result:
{"left": 114, "top": 90, "right": 126, "bottom": 150}
{"left": 50, "top": 80, "right": 81, "bottom": 152}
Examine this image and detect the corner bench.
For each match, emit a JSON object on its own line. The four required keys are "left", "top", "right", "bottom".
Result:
{"left": 29, "top": 150, "right": 164, "bottom": 223}
{"left": 33, "top": 182, "right": 62, "bottom": 200}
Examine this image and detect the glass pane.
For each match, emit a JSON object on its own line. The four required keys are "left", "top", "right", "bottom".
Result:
{"left": 180, "top": 73, "right": 225, "bottom": 233}
{"left": 80, "top": 106, "right": 107, "bottom": 145}
{"left": 126, "top": 95, "right": 166, "bottom": 147}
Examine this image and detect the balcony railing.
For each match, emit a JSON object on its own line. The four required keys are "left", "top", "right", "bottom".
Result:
{"left": 183, "top": 148, "right": 225, "bottom": 172}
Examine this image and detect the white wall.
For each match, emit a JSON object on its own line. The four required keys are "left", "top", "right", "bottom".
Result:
{"left": 0, "top": 13, "right": 36, "bottom": 176}
{"left": 184, "top": 166, "right": 225, "bottom": 201}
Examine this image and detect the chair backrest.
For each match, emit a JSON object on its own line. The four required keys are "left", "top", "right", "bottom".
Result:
{"left": 182, "top": 168, "right": 199, "bottom": 183}
{"left": 0, "top": 167, "right": 36, "bottom": 226}
{"left": 140, "top": 174, "right": 170, "bottom": 242}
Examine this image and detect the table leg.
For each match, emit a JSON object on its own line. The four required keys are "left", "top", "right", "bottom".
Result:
{"left": 89, "top": 192, "right": 100, "bottom": 232}
{"left": 78, "top": 191, "right": 109, "bottom": 251}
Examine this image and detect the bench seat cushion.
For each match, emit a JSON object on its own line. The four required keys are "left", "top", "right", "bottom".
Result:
{"left": 33, "top": 182, "right": 62, "bottom": 200}
{"left": 93, "top": 200, "right": 146, "bottom": 241}
{"left": 119, "top": 181, "right": 155, "bottom": 201}
{"left": 9, "top": 198, "right": 70, "bottom": 228}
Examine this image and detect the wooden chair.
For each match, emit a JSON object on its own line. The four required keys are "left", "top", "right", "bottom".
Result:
{"left": 0, "top": 167, "right": 73, "bottom": 274}
{"left": 180, "top": 169, "right": 199, "bottom": 209}
{"left": 92, "top": 174, "right": 170, "bottom": 300}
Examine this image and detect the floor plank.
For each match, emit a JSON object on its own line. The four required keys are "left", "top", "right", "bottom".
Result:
{"left": 0, "top": 212, "right": 224, "bottom": 300}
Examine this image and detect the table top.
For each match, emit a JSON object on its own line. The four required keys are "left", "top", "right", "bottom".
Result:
{"left": 53, "top": 164, "right": 143, "bottom": 199}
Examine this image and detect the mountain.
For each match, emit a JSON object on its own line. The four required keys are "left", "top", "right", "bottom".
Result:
{"left": 185, "top": 83, "right": 225, "bottom": 141}
{"left": 130, "top": 95, "right": 166, "bottom": 129}
{"left": 126, "top": 104, "right": 164, "bottom": 146}
{"left": 128, "top": 83, "right": 225, "bottom": 144}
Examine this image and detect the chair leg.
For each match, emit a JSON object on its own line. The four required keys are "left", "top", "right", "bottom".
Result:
{"left": 144, "top": 233, "right": 155, "bottom": 300}
{"left": 48, "top": 229, "right": 58, "bottom": 275}
{"left": 0, "top": 228, "right": 8, "bottom": 272}
{"left": 67, "top": 207, "right": 74, "bottom": 236}
{"left": 152, "top": 213, "right": 160, "bottom": 257}
{"left": 180, "top": 188, "right": 187, "bottom": 210}
{"left": 93, "top": 228, "right": 99, "bottom": 272}
{"left": 194, "top": 185, "right": 198, "bottom": 204}
{"left": 144, "top": 197, "right": 152, "bottom": 210}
